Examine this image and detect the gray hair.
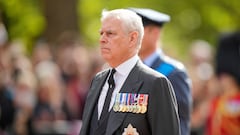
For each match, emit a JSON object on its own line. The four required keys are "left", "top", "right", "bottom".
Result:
{"left": 101, "top": 9, "right": 144, "bottom": 49}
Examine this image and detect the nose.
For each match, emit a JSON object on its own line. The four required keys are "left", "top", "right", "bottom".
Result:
{"left": 99, "top": 33, "right": 107, "bottom": 44}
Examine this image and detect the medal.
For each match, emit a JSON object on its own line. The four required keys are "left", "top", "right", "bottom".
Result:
{"left": 129, "top": 93, "right": 134, "bottom": 113}
{"left": 122, "top": 93, "right": 127, "bottom": 112}
{"left": 127, "top": 94, "right": 132, "bottom": 112}
{"left": 113, "top": 93, "right": 120, "bottom": 112}
{"left": 141, "top": 94, "right": 148, "bottom": 114}
{"left": 122, "top": 105, "right": 127, "bottom": 112}
{"left": 136, "top": 94, "right": 144, "bottom": 113}
{"left": 119, "top": 93, "right": 124, "bottom": 112}
{"left": 136, "top": 105, "right": 141, "bottom": 113}
{"left": 132, "top": 103, "right": 137, "bottom": 113}
{"left": 113, "top": 103, "right": 120, "bottom": 112}
{"left": 125, "top": 94, "right": 129, "bottom": 112}
{"left": 120, "top": 93, "right": 127, "bottom": 112}
{"left": 132, "top": 94, "right": 139, "bottom": 113}
{"left": 141, "top": 105, "right": 147, "bottom": 113}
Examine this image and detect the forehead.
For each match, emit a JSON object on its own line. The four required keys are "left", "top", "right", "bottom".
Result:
{"left": 100, "top": 17, "right": 123, "bottom": 31}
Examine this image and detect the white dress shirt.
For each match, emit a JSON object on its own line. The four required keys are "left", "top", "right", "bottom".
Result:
{"left": 97, "top": 55, "right": 139, "bottom": 119}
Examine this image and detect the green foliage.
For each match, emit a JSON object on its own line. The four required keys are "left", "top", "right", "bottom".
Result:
{"left": 0, "top": 0, "right": 45, "bottom": 53}
{"left": 1, "top": 0, "right": 239, "bottom": 60}
{"left": 78, "top": 0, "right": 240, "bottom": 61}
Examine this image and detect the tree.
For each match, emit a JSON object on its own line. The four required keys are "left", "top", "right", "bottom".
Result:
{"left": 41, "top": 0, "right": 79, "bottom": 44}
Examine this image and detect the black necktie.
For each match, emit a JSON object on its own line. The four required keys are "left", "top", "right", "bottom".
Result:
{"left": 99, "top": 68, "right": 116, "bottom": 121}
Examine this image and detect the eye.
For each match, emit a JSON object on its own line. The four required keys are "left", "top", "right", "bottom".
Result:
{"left": 106, "top": 31, "right": 113, "bottom": 35}
{"left": 107, "top": 31, "right": 117, "bottom": 37}
{"left": 99, "top": 30, "right": 116, "bottom": 37}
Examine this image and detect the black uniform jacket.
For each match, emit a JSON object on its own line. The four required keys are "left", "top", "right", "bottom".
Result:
{"left": 80, "top": 60, "right": 180, "bottom": 135}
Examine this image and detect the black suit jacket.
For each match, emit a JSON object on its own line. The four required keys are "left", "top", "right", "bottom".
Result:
{"left": 80, "top": 60, "right": 180, "bottom": 135}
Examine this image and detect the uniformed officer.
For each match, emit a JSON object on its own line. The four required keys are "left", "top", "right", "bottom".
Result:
{"left": 205, "top": 31, "right": 240, "bottom": 135}
{"left": 129, "top": 8, "right": 192, "bottom": 135}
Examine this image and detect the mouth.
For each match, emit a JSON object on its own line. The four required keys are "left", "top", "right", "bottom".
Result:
{"left": 101, "top": 47, "right": 110, "bottom": 52}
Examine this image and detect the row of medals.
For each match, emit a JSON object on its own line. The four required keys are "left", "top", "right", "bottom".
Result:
{"left": 113, "top": 93, "right": 148, "bottom": 114}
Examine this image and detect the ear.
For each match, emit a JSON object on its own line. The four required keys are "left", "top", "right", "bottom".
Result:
{"left": 129, "top": 31, "right": 138, "bottom": 47}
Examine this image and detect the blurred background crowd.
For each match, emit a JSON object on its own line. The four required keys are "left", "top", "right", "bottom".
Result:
{"left": 0, "top": 30, "right": 105, "bottom": 135}
{"left": 0, "top": 20, "right": 236, "bottom": 135}
{"left": 0, "top": 0, "right": 240, "bottom": 135}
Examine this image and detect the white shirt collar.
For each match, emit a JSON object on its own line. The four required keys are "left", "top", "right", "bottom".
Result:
{"left": 115, "top": 55, "right": 139, "bottom": 76}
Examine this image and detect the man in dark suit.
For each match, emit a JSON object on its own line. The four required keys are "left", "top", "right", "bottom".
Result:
{"left": 129, "top": 8, "right": 192, "bottom": 135}
{"left": 80, "top": 9, "right": 180, "bottom": 135}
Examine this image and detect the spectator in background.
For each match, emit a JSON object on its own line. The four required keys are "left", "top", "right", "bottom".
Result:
{"left": 32, "top": 60, "right": 69, "bottom": 134}
{"left": 0, "top": 21, "right": 103, "bottom": 135}
{"left": 130, "top": 8, "right": 192, "bottom": 135}
{"left": 189, "top": 40, "right": 214, "bottom": 103}
{"left": 12, "top": 55, "right": 37, "bottom": 135}
{"left": 0, "top": 44, "right": 15, "bottom": 135}
{"left": 31, "top": 41, "right": 53, "bottom": 68}
{"left": 205, "top": 31, "right": 240, "bottom": 135}
{"left": 55, "top": 33, "right": 92, "bottom": 121}
{"left": 187, "top": 40, "right": 217, "bottom": 135}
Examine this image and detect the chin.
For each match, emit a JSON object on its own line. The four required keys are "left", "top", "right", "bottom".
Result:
{"left": 101, "top": 55, "right": 110, "bottom": 61}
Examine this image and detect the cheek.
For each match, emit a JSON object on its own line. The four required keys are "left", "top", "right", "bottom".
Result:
{"left": 110, "top": 44, "right": 126, "bottom": 58}
{"left": 110, "top": 35, "right": 129, "bottom": 53}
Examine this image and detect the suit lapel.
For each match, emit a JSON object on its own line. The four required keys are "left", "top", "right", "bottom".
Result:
{"left": 82, "top": 70, "right": 110, "bottom": 133}
{"left": 106, "top": 61, "right": 144, "bottom": 135}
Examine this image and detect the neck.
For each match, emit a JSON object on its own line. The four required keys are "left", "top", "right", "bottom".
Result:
{"left": 109, "top": 53, "right": 136, "bottom": 68}
{"left": 139, "top": 44, "right": 158, "bottom": 60}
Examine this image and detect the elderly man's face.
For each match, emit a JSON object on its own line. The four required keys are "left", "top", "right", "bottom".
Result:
{"left": 99, "top": 17, "right": 131, "bottom": 66}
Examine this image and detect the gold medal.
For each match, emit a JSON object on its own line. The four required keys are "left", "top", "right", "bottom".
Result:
{"left": 136, "top": 105, "right": 141, "bottom": 113}
{"left": 121, "top": 105, "right": 125, "bottom": 112}
{"left": 119, "top": 104, "right": 123, "bottom": 112}
{"left": 127, "top": 105, "right": 132, "bottom": 113}
{"left": 140, "top": 94, "right": 148, "bottom": 114}
{"left": 122, "top": 105, "right": 127, "bottom": 112}
{"left": 122, "top": 93, "right": 127, "bottom": 112}
{"left": 132, "top": 104, "right": 137, "bottom": 113}
{"left": 132, "top": 94, "right": 139, "bottom": 113}
{"left": 129, "top": 94, "right": 134, "bottom": 113}
{"left": 125, "top": 93, "right": 130, "bottom": 112}
{"left": 126, "top": 105, "right": 131, "bottom": 112}
{"left": 141, "top": 105, "right": 147, "bottom": 113}
{"left": 113, "top": 103, "right": 120, "bottom": 112}
{"left": 125, "top": 105, "right": 129, "bottom": 112}
{"left": 113, "top": 93, "right": 121, "bottom": 112}
{"left": 119, "top": 93, "right": 125, "bottom": 112}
